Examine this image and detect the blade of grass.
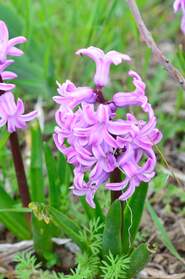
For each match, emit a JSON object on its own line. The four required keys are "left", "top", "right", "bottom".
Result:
{"left": 94, "top": 196, "right": 105, "bottom": 223}
{"left": 0, "top": 185, "right": 31, "bottom": 239}
{"left": 48, "top": 206, "right": 86, "bottom": 251}
{"left": 80, "top": 197, "right": 95, "bottom": 220}
{"left": 102, "top": 200, "right": 122, "bottom": 255}
{"left": 127, "top": 244, "right": 150, "bottom": 279}
{"left": 0, "top": 208, "right": 31, "bottom": 213}
{"left": 44, "top": 143, "right": 61, "bottom": 209}
{"left": 30, "top": 122, "right": 54, "bottom": 260}
{"left": 0, "top": 128, "right": 9, "bottom": 150}
{"left": 146, "top": 200, "right": 184, "bottom": 264}
{"left": 122, "top": 182, "right": 148, "bottom": 254}
{"left": 57, "top": 153, "right": 72, "bottom": 210}
{"left": 30, "top": 122, "right": 44, "bottom": 202}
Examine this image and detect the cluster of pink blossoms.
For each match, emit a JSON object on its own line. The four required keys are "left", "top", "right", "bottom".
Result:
{"left": 53, "top": 46, "right": 162, "bottom": 208}
{"left": 174, "top": 0, "right": 185, "bottom": 34}
{"left": 0, "top": 20, "right": 37, "bottom": 133}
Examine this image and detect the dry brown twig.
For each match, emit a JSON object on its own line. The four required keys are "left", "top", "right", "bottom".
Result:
{"left": 127, "top": 0, "right": 185, "bottom": 91}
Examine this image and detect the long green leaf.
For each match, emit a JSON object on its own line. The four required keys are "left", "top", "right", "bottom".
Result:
{"left": 31, "top": 215, "right": 55, "bottom": 263}
{"left": 94, "top": 196, "right": 105, "bottom": 223}
{"left": 146, "top": 201, "right": 184, "bottom": 263}
{"left": 57, "top": 153, "right": 71, "bottom": 203}
{"left": 57, "top": 153, "right": 66, "bottom": 186}
{"left": 122, "top": 182, "right": 148, "bottom": 254}
{"left": 79, "top": 195, "right": 105, "bottom": 222}
{"left": 44, "top": 143, "right": 61, "bottom": 209}
{"left": 0, "top": 185, "right": 31, "bottom": 239}
{"left": 0, "top": 128, "right": 9, "bottom": 150}
{"left": 127, "top": 244, "right": 150, "bottom": 278}
{"left": 30, "top": 122, "right": 53, "bottom": 259}
{"left": 80, "top": 197, "right": 95, "bottom": 220}
{"left": 30, "top": 122, "right": 44, "bottom": 202}
{"left": 48, "top": 207, "right": 86, "bottom": 250}
{"left": 0, "top": 208, "right": 31, "bottom": 213}
{"left": 102, "top": 200, "right": 122, "bottom": 255}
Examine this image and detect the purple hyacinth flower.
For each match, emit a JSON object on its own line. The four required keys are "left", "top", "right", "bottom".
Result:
{"left": 76, "top": 46, "right": 131, "bottom": 88}
{"left": 0, "top": 67, "right": 17, "bottom": 91}
{"left": 53, "top": 80, "right": 96, "bottom": 109}
{"left": 0, "top": 20, "right": 27, "bottom": 65}
{"left": 174, "top": 0, "right": 185, "bottom": 12}
{"left": 53, "top": 46, "right": 162, "bottom": 207}
{"left": 72, "top": 170, "right": 98, "bottom": 208}
{"left": 106, "top": 105, "right": 162, "bottom": 200}
{"left": 0, "top": 21, "right": 37, "bottom": 133}
{"left": 72, "top": 168, "right": 109, "bottom": 208}
{"left": 174, "top": 0, "right": 185, "bottom": 34}
{"left": 113, "top": 71, "right": 148, "bottom": 111}
{"left": 0, "top": 21, "right": 26, "bottom": 93}
{"left": 74, "top": 104, "right": 119, "bottom": 148}
{"left": 106, "top": 144, "right": 156, "bottom": 201}
{"left": 0, "top": 92, "right": 37, "bottom": 133}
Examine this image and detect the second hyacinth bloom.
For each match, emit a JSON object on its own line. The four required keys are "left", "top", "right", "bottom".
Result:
{"left": 174, "top": 0, "right": 185, "bottom": 34}
{"left": 53, "top": 46, "right": 162, "bottom": 208}
{"left": 0, "top": 20, "right": 37, "bottom": 133}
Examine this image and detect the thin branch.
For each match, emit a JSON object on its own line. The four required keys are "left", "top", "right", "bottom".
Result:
{"left": 127, "top": 0, "right": 185, "bottom": 91}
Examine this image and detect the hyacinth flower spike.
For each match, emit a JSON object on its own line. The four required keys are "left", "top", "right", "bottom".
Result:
{"left": 76, "top": 46, "right": 131, "bottom": 87}
{"left": 54, "top": 46, "right": 162, "bottom": 207}
{"left": 174, "top": 0, "right": 185, "bottom": 34}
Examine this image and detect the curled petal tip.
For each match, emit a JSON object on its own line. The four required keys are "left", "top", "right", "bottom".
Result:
{"left": 75, "top": 49, "right": 82, "bottom": 55}
{"left": 56, "top": 80, "right": 60, "bottom": 85}
{"left": 20, "top": 36, "right": 27, "bottom": 43}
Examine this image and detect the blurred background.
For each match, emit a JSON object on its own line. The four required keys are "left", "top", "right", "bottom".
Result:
{"left": 0, "top": 0, "right": 185, "bottom": 276}
{"left": 1, "top": 0, "right": 185, "bottom": 136}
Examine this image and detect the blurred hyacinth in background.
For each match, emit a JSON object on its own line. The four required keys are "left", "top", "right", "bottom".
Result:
{"left": 174, "top": 0, "right": 185, "bottom": 34}
{"left": 0, "top": 20, "right": 37, "bottom": 132}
